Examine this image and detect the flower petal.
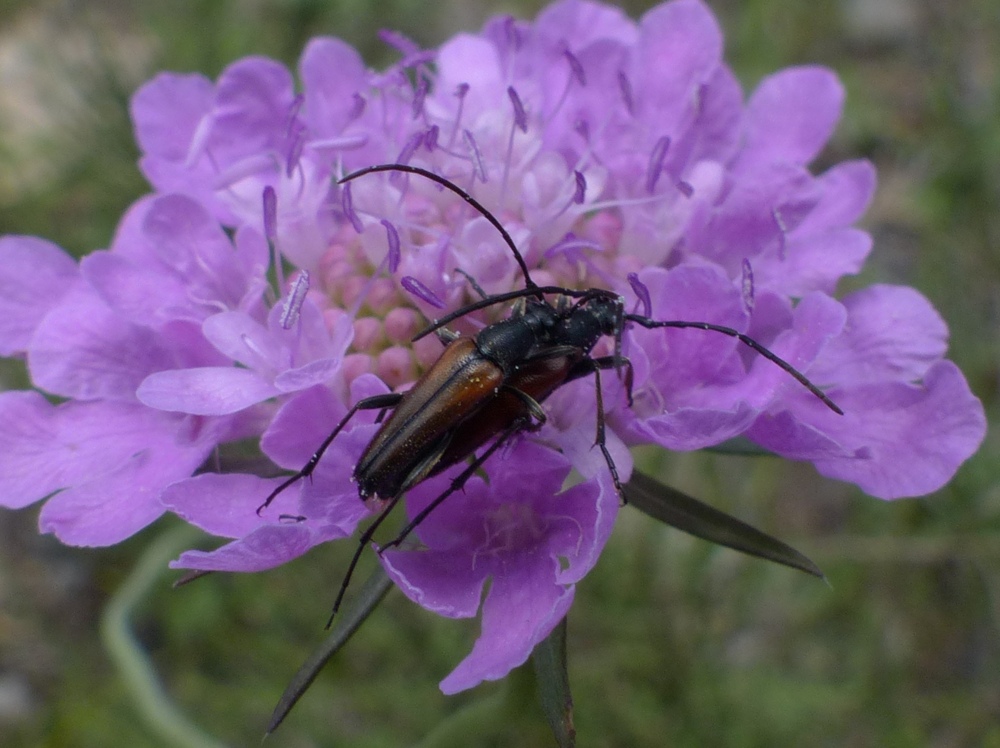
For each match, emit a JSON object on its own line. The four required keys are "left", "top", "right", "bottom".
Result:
{"left": 162, "top": 472, "right": 288, "bottom": 538}
{"left": 172, "top": 524, "right": 317, "bottom": 572}
{"left": 810, "top": 284, "right": 949, "bottom": 386}
{"left": 138, "top": 366, "right": 279, "bottom": 415}
{"left": 741, "top": 66, "right": 844, "bottom": 168}
{"left": 131, "top": 72, "right": 214, "bottom": 160}
{"left": 0, "top": 236, "right": 79, "bottom": 355}
{"left": 752, "top": 361, "right": 986, "bottom": 499}
{"left": 438, "top": 559, "right": 574, "bottom": 694}
{"left": 0, "top": 393, "right": 176, "bottom": 508}
{"left": 29, "top": 286, "right": 176, "bottom": 401}
{"left": 300, "top": 37, "right": 369, "bottom": 139}
{"left": 381, "top": 548, "right": 489, "bottom": 619}
{"left": 635, "top": 0, "right": 723, "bottom": 130}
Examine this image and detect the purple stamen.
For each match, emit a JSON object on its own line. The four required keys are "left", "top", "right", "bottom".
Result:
{"left": 695, "top": 82, "right": 709, "bottom": 116}
{"left": 424, "top": 125, "right": 439, "bottom": 151}
{"left": 381, "top": 219, "right": 401, "bottom": 273}
{"left": 412, "top": 76, "right": 429, "bottom": 119}
{"left": 618, "top": 70, "right": 635, "bottom": 116}
{"left": 772, "top": 207, "right": 788, "bottom": 260}
{"left": 563, "top": 47, "right": 586, "bottom": 86}
{"left": 262, "top": 186, "right": 277, "bottom": 242}
{"left": 676, "top": 180, "right": 694, "bottom": 198}
{"left": 463, "top": 129, "right": 487, "bottom": 182}
{"left": 507, "top": 86, "right": 528, "bottom": 133}
{"left": 645, "top": 136, "right": 671, "bottom": 194}
{"left": 573, "top": 171, "right": 586, "bottom": 204}
{"left": 544, "top": 233, "right": 603, "bottom": 260}
{"left": 184, "top": 115, "right": 213, "bottom": 168}
{"left": 348, "top": 93, "right": 366, "bottom": 123}
{"left": 401, "top": 276, "right": 445, "bottom": 309}
{"left": 741, "top": 259, "right": 755, "bottom": 313}
{"left": 447, "top": 84, "right": 469, "bottom": 147}
{"left": 285, "top": 126, "right": 305, "bottom": 177}
{"left": 627, "top": 273, "right": 652, "bottom": 319}
{"left": 503, "top": 16, "right": 522, "bottom": 50}
{"left": 211, "top": 154, "right": 274, "bottom": 190}
{"left": 263, "top": 185, "right": 284, "bottom": 290}
{"left": 342, "top": 182, "right": 364, "bottom": 234}
{"left": 285, "top": 95, "right": 304, "bottom": 136}
{"left": 395, "top": 131, "right": 423, "bottom": 167}
{"left": 378, "top": 29, "right": 419, "bottom": 56}
{"left": 280, "top": 270, "right": 310, "bottom": 329}
{"left": 307, "top": 134, "right": 369, "bottom": 154}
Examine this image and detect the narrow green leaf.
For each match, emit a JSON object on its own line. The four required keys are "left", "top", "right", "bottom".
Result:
{"left": 531, "top": 617, "right": 575, "bottom": 748}
{"left": 624, "top": 470, "right": 825, "bottom": 579}
{"left": 265, "top": 564, "right": 393, "bottom": 736}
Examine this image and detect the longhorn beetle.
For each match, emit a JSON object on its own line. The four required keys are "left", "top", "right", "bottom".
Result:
{"left": 259, "top": 163, "right": 843, "bottom": 621}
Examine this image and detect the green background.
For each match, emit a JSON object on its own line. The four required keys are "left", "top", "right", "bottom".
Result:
{"left": 0, "top": 1, "right": 997, "bottom": 745}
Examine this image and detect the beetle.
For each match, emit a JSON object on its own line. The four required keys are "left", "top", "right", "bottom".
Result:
{"left": 259, "top": 163, "right": 842, "bottom": 618}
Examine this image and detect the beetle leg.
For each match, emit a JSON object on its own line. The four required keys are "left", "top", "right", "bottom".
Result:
{"left": 500, "top": 384, "right": 547, "bottom": 429}
{"left": 588, "top": 364, "right": 626, "bottom": 504}
{"left": 435, "top": 327, "right": 461, "bottom": 345}
{"left": 328, "top": 421, "right": 525, "bottom": 626}
{"left": 328, "top": 490, "right": 404, "bottom": 625}
{"left": 328, "top": 433, "right": 454, "bottom": 623}
{"left": 567, "top": 355, "right": 634, "bottom": 407}
{"left": 562, "top": 356, "right": 632, "bottom": 504}
{"left": 257, "top": 392, "right": 404, "bottom": 515}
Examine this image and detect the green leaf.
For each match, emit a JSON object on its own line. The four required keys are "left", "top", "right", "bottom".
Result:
{"left": 265, "top": 564, "right": 393, "bottom": 736}
{"left": 624, "top": 470, "right": 825, "bottom": 579}
{"left": 532, "top": 617, "right": 575, "bottom": 748}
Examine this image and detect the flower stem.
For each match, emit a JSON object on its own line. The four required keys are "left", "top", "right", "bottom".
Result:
{"left": 100, "top": 523, "right": 226, "bottom": 748}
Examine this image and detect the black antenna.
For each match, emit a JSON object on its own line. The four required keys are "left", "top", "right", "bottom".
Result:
{"left": 338, "top": 164, "right": 539, "bottom": 292}
{"left": 625, "top": 314, "right": 843, "bottom": 415}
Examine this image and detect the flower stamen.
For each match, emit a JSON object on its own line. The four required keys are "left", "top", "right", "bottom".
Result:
{"left": 446, "top": 83, "right": 469, "bottom": 148}
{"left": 618, "top": 70, "right": 635, "bottom": 116}
{"left": 772, "top": 207, "right": 788, "bottom": 260}
{"left": 463, "top": 129, "right": 487, "bottom": 183}
{"left": 401, "top": 276, "right": 445, "bottom": 309}
{"left": 646, "top": 136, "right": 671, "bottom": 194}
{"left": 342, "top": 182, "right": 364, "bottom": 234}
{"left": 280, "top": 270, "right": 310, "bottom": 330}
{"left": 741, "top": 259, "right": 755, "bottom": 313}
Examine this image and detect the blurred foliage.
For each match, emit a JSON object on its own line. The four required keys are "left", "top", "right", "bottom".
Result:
{"left": 1, "top": 0, "right": 998, "bottom": 746}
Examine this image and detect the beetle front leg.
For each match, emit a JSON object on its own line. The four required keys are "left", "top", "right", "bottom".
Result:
{"left": 566, "top": 356, "right": 632, "bottom": 504}
{"left": 435, "top": 327, "right": 461, "bottom": 345}
{"left": 589, "top": 365, "right": 626, "bottom": 504}
{"left": 571, "top": 354, "right": 634, "bottom": 407}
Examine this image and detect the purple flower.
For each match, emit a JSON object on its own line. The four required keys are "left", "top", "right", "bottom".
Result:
{"left": 0, "top": 0, "right": 986, "bottom": 694}
{"left": 383, "top": 441, "right": 619, "bottom": 693}
{"left": 0, "top": 195, "right": 267, "bottom": 545}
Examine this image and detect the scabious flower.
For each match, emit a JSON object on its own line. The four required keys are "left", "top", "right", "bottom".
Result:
{"left": 0, "top": 0, "right": 986, "bottom": 693}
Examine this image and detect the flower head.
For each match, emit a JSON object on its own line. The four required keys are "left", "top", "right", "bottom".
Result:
{"left": 0, "top": 0, "right": 986, "bottom": 693}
